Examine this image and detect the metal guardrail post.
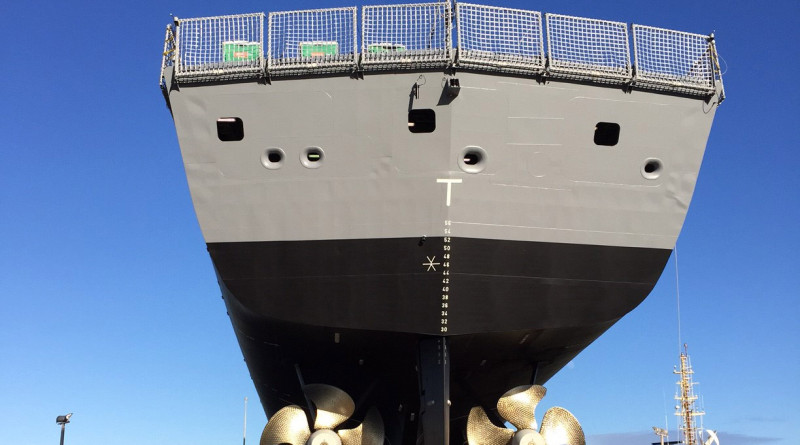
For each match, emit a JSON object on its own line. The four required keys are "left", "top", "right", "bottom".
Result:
{"left": 708, "top": 34, "right": 725, "bottom": 102}
{"left": 266, "top": 12, "right": 273, "bottom": 75}
{"left": 174, "top": 18, "right": 181, "bottom": 80}
{"left": 631, "top": 22, "right": 639, "bottom": 83}
{"left": 260, "top": 13, "right": 266, "bottom": 76}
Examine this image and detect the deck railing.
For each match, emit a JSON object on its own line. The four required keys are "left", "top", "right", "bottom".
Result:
{"left": 545, "top": 14, "right": 631, "bottom": 84}
{"left": 455, "top": 3, "right": 544, "bottom": 74}
{"left": 632, "top": 24, "right": 718, "bottom": 95}
{"left": 268, "top": 7, "right": 358, "bottom": 75}
{"left": 161, "top": 1, "right": 723, "bottom": 98}
{"left": 361, "top": 2, "right": 453, "bottom": 70}
{"left": 173, "top": 13, "right": 264, "bottom": 81}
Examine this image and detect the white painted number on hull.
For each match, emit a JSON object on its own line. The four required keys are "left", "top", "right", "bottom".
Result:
{"left": 433, "top": 179, "right": 460, "bottom": 332}
{"left": 441, "top": 220, "right": 453, "bottom": 333}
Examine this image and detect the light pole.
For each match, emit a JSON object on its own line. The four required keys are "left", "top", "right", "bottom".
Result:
{"left": 56, "top": 413, "right": 72, "bottom": 445}
{"left": 653, "top": 426, "right": 668, "bottom": 445}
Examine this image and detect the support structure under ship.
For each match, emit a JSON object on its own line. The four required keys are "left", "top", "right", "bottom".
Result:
{"left": 160, "top": 2, "right": 724, "bottom": 445}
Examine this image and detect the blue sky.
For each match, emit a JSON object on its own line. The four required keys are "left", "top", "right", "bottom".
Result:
{"left": 0, "top": 1, "right": 797, "bottom": 445}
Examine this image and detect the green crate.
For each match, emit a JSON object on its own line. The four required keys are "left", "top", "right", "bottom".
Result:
{"left": 299, "top": 41, "right": 338, "bottom": 57}
{"left": 223, "top": 41, "right": 260, "bottom": 62}
{"left": 367, "top": 43, "right": 407, "bottom": 54}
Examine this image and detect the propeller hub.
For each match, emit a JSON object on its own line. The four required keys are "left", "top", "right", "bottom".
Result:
{"left": 307, "top": 429, "right": 342, "bottom": 445}
{"left": 512, "top": 429, "right": 546, "bottom": 445}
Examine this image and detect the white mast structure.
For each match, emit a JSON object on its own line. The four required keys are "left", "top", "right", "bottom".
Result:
{"left": 674, "top": 344, "right": 704, "bottom": 445}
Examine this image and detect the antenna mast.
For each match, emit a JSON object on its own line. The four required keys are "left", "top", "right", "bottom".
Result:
{"left": 674, "top": 247, "right": 682, "bottom": 356}
{"left": 674, "top": 344, "right": 704, "bottom": 445}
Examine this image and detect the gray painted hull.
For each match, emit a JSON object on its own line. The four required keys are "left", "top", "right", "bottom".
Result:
{"left": 165, "top": 68, "right": 719, "bottom": 444}
{"left": 170, "top": 71, "right": 715, "bottom": 249}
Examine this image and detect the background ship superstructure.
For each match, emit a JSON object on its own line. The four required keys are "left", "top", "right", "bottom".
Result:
{"left": 161, "top": 2, "right": 724, "bottom": 444}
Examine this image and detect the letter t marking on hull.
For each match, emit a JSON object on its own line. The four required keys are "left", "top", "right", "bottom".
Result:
{"left": 436, "top": 178, "right": 462, "bottom": 207}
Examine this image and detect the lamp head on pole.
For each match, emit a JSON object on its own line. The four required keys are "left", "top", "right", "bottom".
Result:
{"left": 56, "top": 413, "right": 72, "bottom": 425}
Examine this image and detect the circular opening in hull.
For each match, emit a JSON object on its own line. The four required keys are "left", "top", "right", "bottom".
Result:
{"left": 301, "top": 147, "right": 325, "bottom": 169}
{"left": 260, "top": 148, "right": 285, "bottom": 170}
{"left": 459, "top": 146, "right": 487, "bottom": 173}
{"left": 642, "top": 158, "right": 663, "bottom": 179}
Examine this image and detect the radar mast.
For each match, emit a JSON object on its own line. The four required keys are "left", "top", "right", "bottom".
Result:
{"left": 675, "top": 344, "right": 704, "bottom": 445}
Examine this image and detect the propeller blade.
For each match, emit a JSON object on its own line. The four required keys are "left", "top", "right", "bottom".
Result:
{"left": 260, "top": 405, "right": 311, "bottom": 445}
{"left": 497, "top": 385, "right": 546, "bottom": 430}
{"left": 539, "top": 407, "right": 585, "bottom": 445}
{"left": 467, "top": 406, "right": 514, "bottom": 445}
{"left": 304, "top": 384, "right": 355, "bottom": 430}
{"left": 338, "top": 407, "right": 384, "bottom": 445}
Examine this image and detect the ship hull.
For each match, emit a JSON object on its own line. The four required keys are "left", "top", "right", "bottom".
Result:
{"left": 212, "top": 236, "right": 669, "bottom": 443}
{"left": 210, "top": 237, "right": 670, "bottom": 335}
{"left": 166, "top": 68, "right": 718, "bottom": 443}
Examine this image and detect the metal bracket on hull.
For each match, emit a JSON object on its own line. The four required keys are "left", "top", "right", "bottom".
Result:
{"left": 418, "top": 337, "right": 450, "bottom": 445}
{"left": 295, "top": 363, "right": 317, "bottom": 427}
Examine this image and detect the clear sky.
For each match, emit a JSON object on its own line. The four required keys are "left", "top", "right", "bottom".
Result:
{"left": 0, "top": 1, "right": 797, "bottom": 445}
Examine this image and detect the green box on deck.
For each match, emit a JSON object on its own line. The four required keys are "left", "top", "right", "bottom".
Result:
{"left": 223, "top": 41, "right": 260, "bottom": 62}
{"left": 367, "top": 43, "right": 407, "bottom": 54}
{"left": 300, "top": 41, "right": 338, "bottom": 57}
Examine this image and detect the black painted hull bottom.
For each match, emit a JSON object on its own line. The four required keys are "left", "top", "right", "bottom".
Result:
{"left": 208, "top": 237, "right": 671, "bottom": 445}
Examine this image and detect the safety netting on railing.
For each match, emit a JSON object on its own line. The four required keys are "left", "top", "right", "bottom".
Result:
{"left": 455, "top": 3, "right": 544, "bottom": 73}
{"left": 163, "top": 2, "right": 722, "bottom": 98}
{"left": 632, "top": 25, "right": 716, "bottom": 95}
{"left": 175, "top": 13, "right": 264, "bottom": 81}
{"left": 361, "top": 2, "right": 452, "bottom": 70}
{"left": 268, "top": 7, "right": 358, "bottom": 74}
{"left": 545, "top": 13, "right": 631, "bottom": 83}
